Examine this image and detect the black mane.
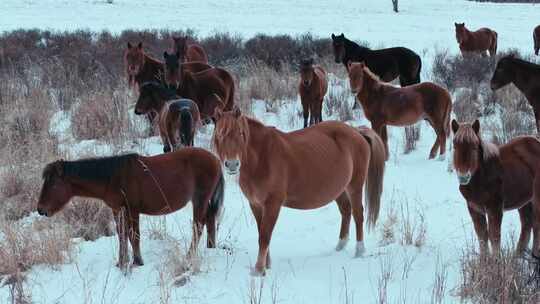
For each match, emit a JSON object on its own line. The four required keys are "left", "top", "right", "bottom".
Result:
{"left": 504, "top": 56, "right": 540, "bottom": 72}
{"left": 43, "top": 154, "right": 139, "bottom": 182}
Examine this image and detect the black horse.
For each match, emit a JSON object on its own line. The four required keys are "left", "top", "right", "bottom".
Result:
{"left": 331, "top": 33, "right": 422, "bottom": 86}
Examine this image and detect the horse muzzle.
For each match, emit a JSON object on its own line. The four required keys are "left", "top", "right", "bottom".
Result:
{"left": 224, "top": 159, "right": 241, "bottom": 175}
{"left": 457, "top": 172, "right": 472, "bottom": 185}
{"left": 37, "top": 207, "right": 48, "bottom": 217}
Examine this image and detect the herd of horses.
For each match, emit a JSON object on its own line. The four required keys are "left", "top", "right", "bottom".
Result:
{"left": 35, "top": 23, "right": 540, "bottom": 276}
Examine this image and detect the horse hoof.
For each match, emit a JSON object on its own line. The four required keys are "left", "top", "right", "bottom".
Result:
{"left": 250, "top": 267, "right": 266, "bottom": 277}
{"left": 437, "top": 154, "right": 446, "bottom": 161}
{"left": 335, "top": 238, "right": 349, "bottom": 251}
{"left": 132, "top": 257, "right": 144, "bottom": 267}
{"left": 354, "top": 241, "right": 365, "bottom": 258}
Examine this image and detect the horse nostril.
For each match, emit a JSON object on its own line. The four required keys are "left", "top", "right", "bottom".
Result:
{"left": 37, "top": 208, "right": 47, "bottom": 216}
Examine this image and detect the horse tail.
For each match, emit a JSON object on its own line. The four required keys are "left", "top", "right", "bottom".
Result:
{"left": 442, "top": 90, "right": 452, "bottom": 138}
{"left": 414, "top": 56, "right": 422, "bottom": 84}
{"left": 491, "top": 31, "right": 498, "bottom": 56}
{"left": 179, "top": 108, "right": 193, "bottom": 146}
{"left": 358, "top": 127, "right": 385, "bottom": 230}
{"left": 208, "top": 171, "right": 225, "bottom": 224}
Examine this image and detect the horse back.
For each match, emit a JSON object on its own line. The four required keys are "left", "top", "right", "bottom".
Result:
{"left": 187, "top": 44, "right": 209, "bottom": 63}
{"left": 366, "top": 47, "right": 420, "bottom": 82}
{"left": 182, "top": 62, "right": 212, "bottom": 74}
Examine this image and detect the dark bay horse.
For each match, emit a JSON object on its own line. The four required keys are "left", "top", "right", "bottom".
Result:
{"left": 299, "top": 58, "right": 328, "bottom": 128}
{"left": 455, "top": 23, "right": 497, "bottom": 57}
{"left": 164, "top": 53, "right": 235, "bottom": 120}
{"left": 491, "top": 55, "right": 540, "bottom": 133}
{"left": 134, "top": 82, "right": 201, "bottom": 152}
{"left": 172, "top": 36, "right": 209, "bottom": 63}
{"left": 331, "top": 33, "right": 421, "bottom": 86}
{"left": 37, "top": 151, "right": 224, "bottom": 268}
{"left": 212, "top": 107, "right": 386, "bottom": 276}
{"left": 452, "top": 119, "right": 540, "bottom": 257}
{"left": 124, "top": 42, "right": 164, "bottom": 89}
{"left": 348, "top": 62, "right": 452, "bottom": 160}
{"left": 535, "top": 25, "right": 540, "bottom": 56}
{"left": 163, "top": 51, "right": 212, "bottom": 89}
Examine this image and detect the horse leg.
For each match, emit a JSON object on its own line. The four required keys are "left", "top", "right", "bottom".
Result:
{"left": 486, "top": 208, "right": 503, "bottom": 256}
{"left": 532, "top": 178, "right": 540, "bottom": 258}
{"left": 516, "top": 203, "right": 533, "bottom": 255}
{"left": 335, "top": 192, "right": 352, "bottom": 251}
{"left": 428, "top": 130, "right": 440, "bottom": 160}
{"left": 188, "top": 196, "right": 209, "bottom": 259}
{"left": 113, "top": 207, "right": 129, "bottom": 268}
{"left": 309, "top": 102, "right": 315, "bottom": 126}
{"left": 534, "top": 109, "right": 540, "bottom": 135}
{"left": 317, "top": 98, "right": 324, "bottom": 124}
{"left": 302, "top": 101, "right": 309, "bottom": 128}
{"left": 467, "top": 204, "right": 489, "bottom": 256}
{"left": 381, "top": 125, "right": 389, "bottom": 160}
{"left": 248, "top": 201, "right": 271, "bottom": 269}
{"left": 347, "top": 188, "right": 365, "bottom": 258}
{"left": 206, "top": 210, "right": 216, "bottom": 248}
{"left": 127, "top": 211, "right": 144, "bottom": 266}
{"left": 253, "top": 199, "right": 282, "bottom": 276}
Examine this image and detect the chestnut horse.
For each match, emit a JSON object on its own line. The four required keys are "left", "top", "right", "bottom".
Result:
{"left": 134, "top": 82, "right": 201, "bottom": 152}
{"left": 451, "top": 119, "right": 540, "bottom": 257}
{"left": 348, "top": 62, "right": 452, "bottom": 160}
{"left": 164, "top": 53, "right": 235, "bottom": 120}
{"left": 491, "top": 55, "right": 540, "bottom": 133}
{"left": 455, "top": 23, "right": 497, "bottom": 57}
{"left": 37, "top": 151, "right": 224, "bottom": 268}
{"left": 299, "top": 58, "right": 328, "bottom": 128}
{"left": 212, "top": 108, "right": 385, "bottom": 276}
{"left": 172, "top": 36, "right": 209, "bottom": 63}
{"left": 535, "top": 25, "right": 540, "bottom": 56}
{"left": 124, "top": 42, "right": 164, "bottom": 89}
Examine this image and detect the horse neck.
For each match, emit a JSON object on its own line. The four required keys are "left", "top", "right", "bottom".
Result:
{"left": 240, "top": 117, "right": 271, "bottom": 170}
{"left": 67, "top": 176, "right": 109, "bottom": 201}
{"left": 357, "top": 72, "right": 381, "bottom": 105}
{"left": 346, "top": 39, "right": 368, "bottom": 60}
{"left": 178, "top": 70, "right": 197, "bottom": 97}
{"left": 509, "top": 61, "right": 533, "bottom": 93}
{"left": 139, "top": 54, "right": 163, "bottom": 80}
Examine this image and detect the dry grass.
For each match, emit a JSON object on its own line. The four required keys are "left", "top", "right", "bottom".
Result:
{"left": 458, "top": 238, "right": 540, "bottom": 303}
{"left": 324, "top": 78, "right": 354, "bottom": 122}
{"left": 59, "top": 199, "right": 114, "bottom": 241}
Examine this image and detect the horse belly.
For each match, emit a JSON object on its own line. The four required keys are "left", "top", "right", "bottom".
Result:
{"left": 502, "top": 167, "right": 533, "bottom": 210}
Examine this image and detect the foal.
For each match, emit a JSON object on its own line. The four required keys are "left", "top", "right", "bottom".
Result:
{"left": 172, "top": 36, "right": 209, "bottom": 63}
{"left": 455, "top": 23, "right": 498, "bottom": 57}
{"left": 452, "top": 119, "right": 540, "bottom": 257}
{"left": 37, "top": 151, "right": 224, "bottom": 268}
{"left": 135, "top": 82, "right": 201, "bottom": 152}
{"left": 491, "top": 55, "right": 540, "bottom": 133}
{"left": 298, "top": 58, "right": 328, "bottom": 128}
{"left": 213, "top": 107, "right": 385, "bottom": 275}
{"left": 124, "top": 42, "right": 164, "bottom": 89}
{"left": 348, "top": 62, "right": 452, "bottom": 160}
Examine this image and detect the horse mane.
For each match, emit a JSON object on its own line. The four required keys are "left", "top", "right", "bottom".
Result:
{"left": 503, "top": 56, "right": 540, "bottom": 72}
{"left": 454, "top": 127, "right": 499, "bottom": 163}
{"left": 343, "top": 36, "right": 370, "bottom": 53}
{"left": 43, "top": 154, "right": 139, "bottom": 182}
{"left": 361, "top": 66, "right": 385, "bottom": 91}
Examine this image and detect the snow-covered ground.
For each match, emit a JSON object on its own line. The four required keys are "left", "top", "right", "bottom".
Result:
{"left": 1, "top": 0, "right": 539, "bottom": 303}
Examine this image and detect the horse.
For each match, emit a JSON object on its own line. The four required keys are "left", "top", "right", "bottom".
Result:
{"left": 454, "top": 23, "right": 497, "bottom": 57}
{"left": 124, "top": 42, "right": 164, "bottom": 90}
{"left": 134, "top": 82, "right": 201, "bottom": 152}
{"left": 347, "top": 62, "right": 452, "bottom": 160}
{"left": 172, "top": 36, "right": 209, "bottom": 63}
{"left": 331, "top": 33, "right": 422, "bottom": 86}
{"left": 212, "top": 107, "right": 386, "bottom": 276}
{"left": 491, "top": 55, "right": 540, "bottom": 133}
{"left": 163, "top": 51, "right": 212, "bottom": 89}
{"left": 163, "top": 53, "right": 235, "bottom": 120}
{"left": 451, "top": 119, "right": 540, "bottom": 258}
{"left": 534, "top": 25, "right": 540, "bottom": 56}
{"left": 299, "top": 58, "right": 328, "bottom": 128}
{"left": 37, "top": 151, "right": 224, "bottom": 268}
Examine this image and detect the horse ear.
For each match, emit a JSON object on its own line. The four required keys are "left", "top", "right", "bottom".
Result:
{"left": 233, "top": 106, "right": 242, "bottom": 118}
{"left": 137, "top": 42, "right": 143, "bottom": 49}
{"left": 163, "top": 51, "right": 169, "bottom": 59}
{"left": 331, "top": 33, "right": 335, "bottom": 40}
{"left": 127, "top": 42, "right": 133, "bottom": 49}
{"left": 340, "top": 33, "right": 344, "bottom": 37}
{"left": 472, "top": 119, "right": 480, "bottom": 135}
{"left": 451, "top": 119, "right": 460, "bottom": 134}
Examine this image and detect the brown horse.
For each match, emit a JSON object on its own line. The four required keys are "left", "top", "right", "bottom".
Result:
{"left": 212, "top": 108, "right": 385, "bottom": 276}
{"left": 172, "top": 36, "right": 208, "bottom": 63}
{"left": 37, "top": 151, "right": 224, "bottom": 268}
{"left": 534, "top": 25, "right": 540, "bottom": 56}
{"left": 347, "top": 62, "right": 452, "bottom": 160}
{"left": 134, "top": 82, "right": 201, "bottom": 152}
{"left": 124, "top": 42, "right": 164, "bottom": 89}
{"left": 164, "top": 54, "right": 235, "bottom": 120}
{"left": 455, "top": 23, "right": 498, "bottom": 57}
{"left": 491, "top": 55, "right": 540, "bottom": 133}
{"left": 451, "top": 119, "right": 540, "bottom": 257}
{"left": 163, "top": 51, "right": 212, "bottom": 89}
{"left": 299, "top": 58, "right": 328, "bottom": 128}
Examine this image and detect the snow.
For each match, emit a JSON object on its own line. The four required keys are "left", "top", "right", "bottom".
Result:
{"left": 0, "top": 0, "right": 538, "bottom": 303}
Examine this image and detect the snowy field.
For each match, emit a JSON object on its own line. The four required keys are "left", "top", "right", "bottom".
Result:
{"left": 1, "top": 0, "right": 539, "bottom": 303}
